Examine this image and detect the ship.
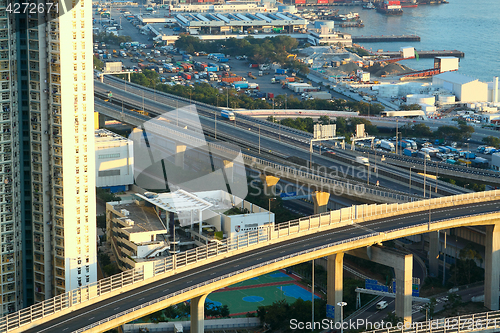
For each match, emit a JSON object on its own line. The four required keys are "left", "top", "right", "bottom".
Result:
{"left": 363, "top": 2, "right": 376, "bottom": 9}
{"left": 399, "top": 0, "right": 418, "bottom": 7}
{"left": 376, "top": 0, "right": 403, "bottom": 15}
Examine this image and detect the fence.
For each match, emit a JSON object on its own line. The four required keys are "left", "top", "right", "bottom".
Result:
{"left": 3, "top": 189, "right": 500, "bottom": 333}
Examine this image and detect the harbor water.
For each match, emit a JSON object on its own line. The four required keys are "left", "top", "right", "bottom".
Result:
{"left": 336, "top": 0, "right": 500, "bottom": 82}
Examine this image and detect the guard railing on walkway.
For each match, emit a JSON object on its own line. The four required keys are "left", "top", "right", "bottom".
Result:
{"left": 2, "top": 190, "right": 499, "bottom": 332}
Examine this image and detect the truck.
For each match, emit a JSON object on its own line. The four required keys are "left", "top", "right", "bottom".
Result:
{"left": 421, "top": 147, "right": 438, "bottom": 157}
{"left": 403, "top": 148, "right": 414, "bottom": 157}
{"left": 380, "top": 140, "right": 395, "bottom": 152}
{"left": 232, "top": 81, "right": 248, "bottom": 89}
{"left": 471, "top": 157, "right": 489, "bottom": 168}
{"left": 205, "top": 66, "right": 218, "bottom": 72}
{"left": 208, "top": 53, "right": 224, "bottom": 60}
{"left": 362, "top": 95, "right": 372, "bottom": 102}
{"left": 221, "top": 76, "right": 243, "bottom": 83}
{"left": 181, "top": 72, "right": 191, "bottom": 80}
{"left": 275, "top": 68, "right": 287, "bottom": 75}
{"left": 399, "top": 140, "right": 411, "bottom": 149}
{"left": 406, "top": 140, "right": 418, "bottom": 150}
{"left": 356, "top": 156, "right": 370, "bottom": 166}
{"left": 247, "top": 83, "right": 259, "bottom": 90}
{"left": 459, "top": 151, "right": 476, "bottom": 159}
{"left": 218, "top": 58, "right": 229, "bottom": 63}
{"left": 221, "top": 110, "right": 235, "bottom": 120}
{"left": 438, "top": 146, "right": 451, "bottom": 154}
{"left": 416, "top": 151, "right": 431, "bottom": 160}
{"left": 303, "top": 92, "right": 332, "bottom": 100}
{"left": 267, "top": 92, "right": 274, "bottom": 99}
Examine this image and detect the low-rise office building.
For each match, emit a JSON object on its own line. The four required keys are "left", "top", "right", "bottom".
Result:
{"left": 106, "top": 189, "right": 274, "bottom": 270}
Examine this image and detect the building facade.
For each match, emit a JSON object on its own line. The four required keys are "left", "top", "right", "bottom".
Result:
{"left": 95, "top": 129, "right": 134, "bottom": 192}
{"left": 1, "top": 0, "right": 97, "bottom": 314}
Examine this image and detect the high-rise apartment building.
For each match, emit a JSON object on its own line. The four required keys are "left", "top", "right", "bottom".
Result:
{"left": 0, "top": 0, "right": 97, "bottom": 314}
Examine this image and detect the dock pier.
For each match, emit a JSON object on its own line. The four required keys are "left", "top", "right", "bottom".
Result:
{"left": 352, "top": 35, "right": 421, "bottom": 42}
{"left": 377, "top": 50, "right": 465, "bottom": 58}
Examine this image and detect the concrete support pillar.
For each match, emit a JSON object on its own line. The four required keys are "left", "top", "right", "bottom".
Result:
{"left": 348, "top": 246, "right": 413, "bottom": 325}
{"left": 190, "top": 294, "right": 208, "bottom": 333}
{"left": 313, "top": 191, "right": 330, "bottom": 214}
{"left": 485, "top": 224, "right": 500, "bottom": 310}
{"left": 259, "top": 174, "right": 280, "bottom": 196}
{"left": 223, "top": 160, "right": 233, "bottom": 183}
{"left": 175, "top": 144, "right": 186, "bottom": 168}
{"left": 327, "top": 253, "right": 344, "bottom": 322}
{"left": 395, "top": 253, "right": 413, "bottom": 324}
{"left": 428, "top": 231, "right": 439, "bottom": 277}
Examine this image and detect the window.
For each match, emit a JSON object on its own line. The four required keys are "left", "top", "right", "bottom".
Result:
{"left": 73, "top": 54, "right": 77, "bottom": 61}
{"left": 98, "top": 170, "right": 120, "bottom": 177}
{"left": 76, "top": 217, "right": 80, "bottom": 224}
{"left": 76, "top": 227, "right": 80, "bottom": 235}
{"left": 98, "top": 153, "right": 120, "bottom": 159}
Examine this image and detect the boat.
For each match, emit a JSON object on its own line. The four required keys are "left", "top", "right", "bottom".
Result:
{"left": 330, "top": 12, "right": 360, "bottom": 21}
{"left": 376, "top": 0, "right": 403, "bottom": 15}
{"left": 363, "top": 2, "right": 376, "bottom": 9}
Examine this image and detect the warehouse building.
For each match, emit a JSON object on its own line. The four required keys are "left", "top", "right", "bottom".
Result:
{"left": 432, "top": 72, "right": 488, "bottom": 103}
{"left": 174, "top": 11, "right": 308, "bottom": 34}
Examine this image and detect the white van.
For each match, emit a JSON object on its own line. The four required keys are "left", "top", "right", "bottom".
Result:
{"left": 376, "top": 301, "right": 388, "bottom": 310}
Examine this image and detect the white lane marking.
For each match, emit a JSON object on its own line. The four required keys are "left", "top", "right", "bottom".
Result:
{"left": 113, "top": 307, "right": 120, "bottom": 311}
{"left": 163, "top": 289, "right": 169, "bottom": 292}
{"left": 88, "top": 317, "right": 94, "bottom": 321}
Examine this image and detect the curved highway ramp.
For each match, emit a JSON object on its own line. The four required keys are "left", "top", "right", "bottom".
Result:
{"left": 5, "top": 191, "right": 500, "bottom": 333}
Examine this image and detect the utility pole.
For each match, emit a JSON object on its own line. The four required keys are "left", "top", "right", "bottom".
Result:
{"left": 395, "top": 119, "right": 399, "bottom": 155}
{"left": 214, "top": 112, "right": 217, "bottom": 140}
{"left": 258, "top": 124, "right": 261, "bottom": 154}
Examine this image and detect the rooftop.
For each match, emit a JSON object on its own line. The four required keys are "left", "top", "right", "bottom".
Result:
{"left": 95, "top": 128, "right": 131, "bottom": 143}
{"left": 111, "top": 200, "right": 168, "bottom": 234}
{"left": 135, "top": 189, "right": 213, "bottom": 214}
{"left": 434, "top": 72, "right": 479, "bottom": 85}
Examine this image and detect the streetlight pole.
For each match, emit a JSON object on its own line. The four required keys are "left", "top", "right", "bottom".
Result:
{"left": 214, "top": 112, "right": 217, "bottom": 140}
{"left": 337, "top": 301, "right": 347, "bottom": 333}
{"left": 312, "top": 259, "right": 315, "bottom": 331}
{"left": 258, "top": 124, "right": 261, "bottom": 154}
{"left": 409, "top": 166, "right": 414, "bottom": 194}
{"left": 268, "top": 198, "right": 275, "bottom": 224}
{"left": 423, "top": 156, "right": 427, "bottom": 198}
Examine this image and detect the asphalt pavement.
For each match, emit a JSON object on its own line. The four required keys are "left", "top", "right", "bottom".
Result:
{"left": 21, "top": 200, "right": 500, "bottom": 333}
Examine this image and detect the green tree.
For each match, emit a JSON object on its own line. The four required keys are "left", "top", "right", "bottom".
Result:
{"left": 443, "top": 293, "right": 462, "bottom": 313}
{"left": 384, "top": 312, "right": 404, "bottom": 326}
{"left": 93, "top": 55, "right": 104, "bottom": 70}
{"left": 400, "top": 103, "right": 422, "bottom": 110}
{"left": 96, "top": 214, "right": 106, "bottom": 232}
{"left": 482, "top": 136, "right": 500, "bottom": 148}
{"left": 420, "top": 297, "right": 437, "bottom": 320}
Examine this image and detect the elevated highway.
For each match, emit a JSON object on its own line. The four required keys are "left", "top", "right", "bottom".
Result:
{"left": 5, "top": 190, "right": 500, "bottom": 333}
{"left": 94, "top": 99, "right": 416, "bottom": 204}
{"left": 94, "top": 76, "right": 468, "bottom": 198}
{"left": 94, "top": 75, "right": 500, "bottom": 187}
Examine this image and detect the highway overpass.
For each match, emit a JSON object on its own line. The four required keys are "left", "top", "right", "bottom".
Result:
{"left": 5, "top": 190, "right": 500, "bottom": 333}
{"left": 94, "top": 99, "right": 419, "bottom": 205}
{"left": 94, "top": 77, "right": 469, "bottom": 199}
{"left": 94, "top": 75, "right": 500, "bottom": 188}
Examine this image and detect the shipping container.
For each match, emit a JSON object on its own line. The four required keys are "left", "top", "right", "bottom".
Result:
{"left": 221, "top": 76, "right": 243, "bottom": 83}
{"left": 294, "top": 0, "right": 306, "bottom": 4}
{"left": 267, "top": 93, "right": 275, "bottom": 99}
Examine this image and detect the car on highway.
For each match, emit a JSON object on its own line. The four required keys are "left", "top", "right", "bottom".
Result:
{"left": 376, "top": 301, "right": 388, "bottom": 310}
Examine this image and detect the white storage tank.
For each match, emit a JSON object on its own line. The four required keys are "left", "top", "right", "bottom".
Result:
{"left": 378, "top": 84, "right": 399, "bottom": 98}
{"left": 406, "top": 94, "right": 435, "bottom": 105}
